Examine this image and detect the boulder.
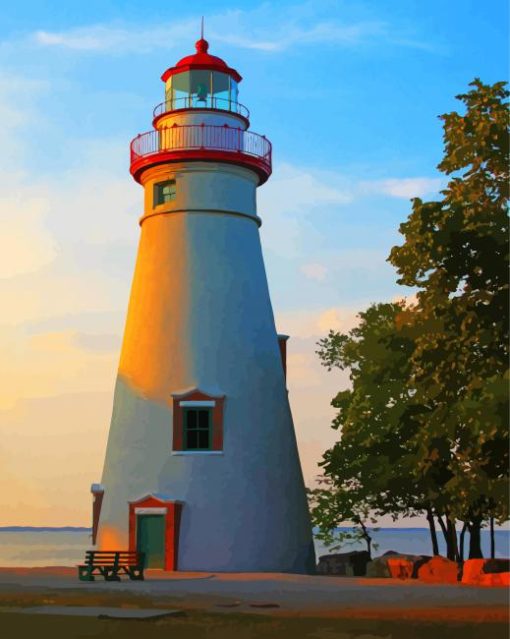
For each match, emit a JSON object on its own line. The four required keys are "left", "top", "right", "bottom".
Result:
{"left": 317, "top": 551, "right": 371, "bottom": 576}
{"left": 417, "top": 555, "right": 459, "bottom": 583}
{"left": 386, "top": 556, "right": 414, "bottom": 579}
{"left": 483, "top": 558, "right": 510, "bottom": 574}
{"left": 366, "top": 553, "right": 428, "bottom": 579}
{"left": 462, "top": 559, "right": 510, "bottom": 586}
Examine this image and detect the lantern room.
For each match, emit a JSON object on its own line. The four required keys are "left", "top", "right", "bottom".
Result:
{"left": 155, "top": 38, "right": 248, "bottom": 120}
{"left": 132, "top": 36, "right": 271, "bottom": 186}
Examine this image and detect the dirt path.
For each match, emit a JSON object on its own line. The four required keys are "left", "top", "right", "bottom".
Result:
{"left": 0, "top": 566, "right": 507, "bottom": 622}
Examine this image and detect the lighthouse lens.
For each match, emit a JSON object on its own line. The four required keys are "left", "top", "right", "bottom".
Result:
{"left": 190, "top": 70, "right": 210, "bottom": 106}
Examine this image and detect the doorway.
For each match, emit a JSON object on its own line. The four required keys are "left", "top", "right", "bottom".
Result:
{"left": 136, "top": 514, "right": 165, "bottom": 568}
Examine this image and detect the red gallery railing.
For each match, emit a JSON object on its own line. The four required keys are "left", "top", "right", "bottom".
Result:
{"left": 153, "top": 97, "right": 250, "bottom": 120}
{"left": 130, "top": 124, "right": 272, "bottom": 179}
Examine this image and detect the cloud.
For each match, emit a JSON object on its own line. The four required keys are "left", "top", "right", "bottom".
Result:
{"left": 34, "top": 20, "right": 196, "bottom": 53}
{"left": 392, "top": 292, "right": 419, "bottom": 308}
{"left": 0, "top": 327, "right": 118, "bottom": 410}
{"left": 0, "top": 74, "right": 49, "bottom": 167}
{"left": 259, "top": 163, "right": 353, "bottom": 257}
{"left": 31, "top": 7, "right": 439, "bottom": 55}
{"left": 260, "top": 163, "right": 347, "bottom": 213}
{"left": 0, "top": 391, "right": 111, "bottom": 526}
{"left": 213, "top": 19, "right": 389, "bottom": 52}
{"left": 276, "top": 305, "right": 361, "bottom": 340}
{"left": 0, "top": 194, "right": 57, "bottom": 279}
{"left": 301, "top": 262, "right": 328, "bottom": 282}
{"left": 73, "top": 332, "right": 121, "bottom": 352}
{"left": 361, "top": 177, "right": 443, "bottom": 199}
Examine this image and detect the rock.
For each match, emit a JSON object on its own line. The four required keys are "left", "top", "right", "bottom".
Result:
{"left": 417, "top": 556, "right": 459, "bottom": 583}
{"left": 481, "top": 573, "right": 510, "bottom": 587}
{"left": 461, "top": 559, "right": 485, "bottom": 585}
{"left": 386, "top": 557, "right": 414, "bottom": 579}
{"left": 317, "top": 551, "right": 371, "bottom": 576}
{"left": 462, "top": 558, "right": 510, "bottom": 586}
{"left": 483, "top": 558, "right": 510, "bottom": 574}
{"left": 366, "top": 553, "right": 428, "bottom": 579}
{"left": 366, "top": 557, "right": 391, "bottom": 578}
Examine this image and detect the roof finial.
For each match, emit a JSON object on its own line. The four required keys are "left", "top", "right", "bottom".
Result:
{"left": 195, "top": 17, "right": 209, "bottom": 53}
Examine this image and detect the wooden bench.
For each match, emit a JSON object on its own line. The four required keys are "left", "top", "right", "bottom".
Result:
{"left": 78, "top": 550, "right": 145, "bottom": 581}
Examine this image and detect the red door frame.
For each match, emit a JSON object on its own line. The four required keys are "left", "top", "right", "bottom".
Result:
{"left": 128, "top": 495, "right": 183, "bottom": 571}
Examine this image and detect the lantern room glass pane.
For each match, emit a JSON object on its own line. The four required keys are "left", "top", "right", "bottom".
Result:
{"left": 230, "top": 79, "right": 239, "bottom": 104}
{"left": 212, "top": 72, "right": 238, "bottom": 111}
{"left": 171, "top": 71, "right": 191, "bottom": 108}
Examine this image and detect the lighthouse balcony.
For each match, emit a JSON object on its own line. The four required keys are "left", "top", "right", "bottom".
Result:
{"left": 153, "top": 97, "right": 250, "bottom": 124}
{"left": 130, "top": 124, "right": 272, "bottom": 184}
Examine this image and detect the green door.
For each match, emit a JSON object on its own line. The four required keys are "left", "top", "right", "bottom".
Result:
{"left": 136, "top": 515, "right": 165, "bottom": 568}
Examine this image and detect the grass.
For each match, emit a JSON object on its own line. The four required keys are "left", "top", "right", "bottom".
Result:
{"left": 0, "top": 610, "right": 507, "bottom": 639}
{"left": 0, "top": 583, "right": 507, "bottom": 638}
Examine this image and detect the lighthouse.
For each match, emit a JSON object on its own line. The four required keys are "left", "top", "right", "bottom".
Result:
{"left": 92, "top": 35, "right": 315, "bottom": 574}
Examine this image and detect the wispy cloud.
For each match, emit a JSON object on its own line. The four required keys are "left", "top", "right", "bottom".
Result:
{"left": 34, "top": 20, "right": 197, "bottom": 53}
{"left": 214, "top": 20, "right": 389, "bottom": 52}
{"left": 361, "top": 177, "right": 444, "bottom": 199}
{"left": 32, "top": 6, "right": 440, "bottom": 55}
{"left": 301, "top": 262, "right": 328, "bottom": 282}
{"left": 0, "top": 194, "right": 57, "bottom": 279}
{"left": 276, "top": 305, "right": 362, "bottom": 340}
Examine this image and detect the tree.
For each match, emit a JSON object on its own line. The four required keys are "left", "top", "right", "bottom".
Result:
{"left": 313, "top": 80, "right": 509, "bottom": 562}
{"left": 313, "top": 302, "right": 447, "bottom": 557}
{"left": 308, "top": 479, "right": 379, "bottom": 558}
{"left": 388, "top": 79, "right": 509, "bottom": 557}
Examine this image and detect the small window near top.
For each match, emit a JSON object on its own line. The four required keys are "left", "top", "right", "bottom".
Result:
{"left": 154, "top": 180, "right": 176, "bottom": 206}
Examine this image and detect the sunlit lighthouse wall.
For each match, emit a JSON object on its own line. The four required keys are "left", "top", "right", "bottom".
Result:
{"left": 91, "top": 37, "right": 315, "bottom": 573}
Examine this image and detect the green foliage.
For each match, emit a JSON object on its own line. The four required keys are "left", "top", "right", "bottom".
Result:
{"left": 308, "top": 480, "right": 379, "bottom": 555}
{"left": 313, "top": 303, "right": 444, "bottom": 531}
{"left": 388, "top": 79, "right": 509, "bottom": 526}
{"left": 313, "top": 80, "right": 509, "bottom": 558}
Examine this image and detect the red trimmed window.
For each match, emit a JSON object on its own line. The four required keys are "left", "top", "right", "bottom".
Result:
{"left": 172, "top": 390, "right": 225, "bottom": 451}
{"left": 154, "top": 179, "right": 176, "bottom": 206}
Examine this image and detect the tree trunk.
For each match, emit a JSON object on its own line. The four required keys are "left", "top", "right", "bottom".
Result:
{"left": 436, "top": 512, "right": 449, "bottom": 549}
{"left": 426, "top": 508, "right": 439, "bottom": 555}
{"left": 459, "top": 522, "right": 468, "bottom": 563}
{"left": 468, "top": 519, "right": 483, "bottom": 559}
{"left": 490, "top": 517, "right": 495, "bottom": 559}
{"left": 360, "top": 521, "right": 372, "bottom": 559}
{"left": 365, "top": 534, "right": 372, "bottom": 559}
{"left": 446, "top": 516, "right": 460, "bottom": 562}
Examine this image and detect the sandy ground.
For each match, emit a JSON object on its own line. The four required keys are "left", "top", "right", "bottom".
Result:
{"left": 0, "top": 566, "right": 508, "bottom": 622}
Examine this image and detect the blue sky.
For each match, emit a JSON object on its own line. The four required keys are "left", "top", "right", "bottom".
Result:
{"left": 0, "top": 1, "right": 507, "bottom": 525}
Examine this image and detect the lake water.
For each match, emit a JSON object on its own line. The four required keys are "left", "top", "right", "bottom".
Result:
{"left": 0, "top": 528, "right": 508, "bottom": 567}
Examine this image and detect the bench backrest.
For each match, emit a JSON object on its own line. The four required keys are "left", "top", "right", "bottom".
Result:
{"left": 84, "top": 550, "right": 143, "bottom": 566}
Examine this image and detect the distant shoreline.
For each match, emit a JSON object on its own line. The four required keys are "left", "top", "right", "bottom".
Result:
{"left": 1, "top": 526, "right": 508, "bottom": 532}
{"left": 0, "top": 526, "right": 435, "bottom": 533}
{"left": 0, "top": 527, "right": 91, "bottom": 532}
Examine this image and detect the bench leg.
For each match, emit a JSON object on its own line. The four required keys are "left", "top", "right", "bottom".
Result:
{"left": 128, "top": 567, "right": 144, "bottom": 581}
{"left": 78, "top": 566, "right": 95, "bottom": 582}
{"left": 103, "top": 567, "right": 121, "bottom": 582}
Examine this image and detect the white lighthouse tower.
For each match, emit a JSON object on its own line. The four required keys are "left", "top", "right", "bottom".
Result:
{"left": 92, "top": 35, "right": 315, "bottom": 573}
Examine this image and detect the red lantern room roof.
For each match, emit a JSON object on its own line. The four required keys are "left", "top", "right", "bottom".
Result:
{"left": 161, "top": 39, "right": 242, "bottom": 83}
